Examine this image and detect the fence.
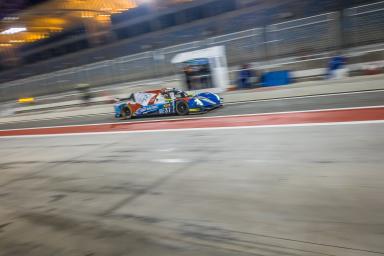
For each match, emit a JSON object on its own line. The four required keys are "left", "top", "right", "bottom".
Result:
{"left": 1, "top": 2, "right": 384, "bottom": 101}
{"left": 344, "top": 1, "right": 384, "bottom": 47}
{"left": 266, "top": 13, "right": 340, "bottom": 57}
{"left": 156, "top": 41, "right": 202, "bottom": 76}
{"left": 206, "top": 28, "right": 265, "bottom": 65}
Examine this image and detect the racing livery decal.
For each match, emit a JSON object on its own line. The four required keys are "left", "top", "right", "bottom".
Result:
{"left": 114, "top": 88, "right": 222, "bottom": 119}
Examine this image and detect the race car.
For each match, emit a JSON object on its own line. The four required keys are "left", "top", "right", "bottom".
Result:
{"left": 114, "top": 88, "right": 222, "bottom": 119}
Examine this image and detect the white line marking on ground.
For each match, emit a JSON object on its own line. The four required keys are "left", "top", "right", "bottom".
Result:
{"left": 0, "top": 112, "right": 112, "bottom": 125}
{"left": 225, "top": 89, "right": 384, "bottom": 105}
{"left": 156, "top": 148, "right": 176, "bottom": 152}
{"left": 153, "top": 159, "right": 190, "bottom": 163}
{"left": 0, "top": 105, "right": 383, "bottom": 132}
{"left": 1, "top": 120, "right": 384, "bottom": 139}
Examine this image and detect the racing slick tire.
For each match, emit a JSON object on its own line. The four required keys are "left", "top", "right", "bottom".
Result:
{"left": 175, "top": 101, "right": 189, "bottom": 116}
{"left": 120, "top": 106, "right": 133, "bottom": 120}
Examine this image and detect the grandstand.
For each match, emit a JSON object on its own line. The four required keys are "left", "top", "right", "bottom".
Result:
{"left": 0, "top": 1, "right": 376, "bottom": 70}
{"left": 0, "top": 0, "right": 382, "bottom": 101}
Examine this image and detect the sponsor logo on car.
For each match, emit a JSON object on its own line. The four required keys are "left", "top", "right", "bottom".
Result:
{"left": 136, "top": 105, "right": 159, "bottom": 115}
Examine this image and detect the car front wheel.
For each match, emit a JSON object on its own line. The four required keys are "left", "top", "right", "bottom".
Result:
{"left": 175, "top": 101, "right": 189, "bottom": 116}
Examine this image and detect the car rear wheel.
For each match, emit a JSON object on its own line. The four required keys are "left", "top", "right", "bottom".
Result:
{"left": 120, "top": 106, "right": 132, "bottom": 120}
{"left": 175, "top": 101, "right": 189, "bottom": 116}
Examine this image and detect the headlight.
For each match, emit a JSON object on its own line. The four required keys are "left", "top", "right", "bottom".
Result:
{"left": 194, "top": 98, "right": 204, "bottom": 106}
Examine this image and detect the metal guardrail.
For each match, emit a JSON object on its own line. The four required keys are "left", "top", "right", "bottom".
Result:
{"left": 1, "top": 2, "right": 384, "bottom": 102}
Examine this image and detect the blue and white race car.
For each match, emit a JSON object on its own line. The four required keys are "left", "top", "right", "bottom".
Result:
{"left": 114, "top": 88, "right": 223, "bottom": 119}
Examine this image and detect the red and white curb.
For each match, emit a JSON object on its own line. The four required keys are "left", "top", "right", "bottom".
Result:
{"left": 1, "top": 106, "right": 384, "bottom": 138}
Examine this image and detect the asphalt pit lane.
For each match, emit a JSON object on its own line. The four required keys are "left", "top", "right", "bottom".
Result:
{"left": 113, "top": 214, "right": 160, "bottom": 224}
{"left": 49, "top": 194, "right": 67, "bottom": 203}
{"left": 0, "top": 222, "right": 12, "bottom": 232}
{"left": 49, "top": 159, "right": 114, "bottom": 164}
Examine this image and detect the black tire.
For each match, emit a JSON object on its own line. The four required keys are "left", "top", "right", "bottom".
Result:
{"left": 120, "top": 106, "right": 132, "bottom": 120}
{"left": 175, "top": 101, "right": 189, "bottom": 116}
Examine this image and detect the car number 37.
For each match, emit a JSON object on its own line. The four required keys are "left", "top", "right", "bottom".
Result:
{"left": 159, "top": 107, "right": 171, "bottom": 114}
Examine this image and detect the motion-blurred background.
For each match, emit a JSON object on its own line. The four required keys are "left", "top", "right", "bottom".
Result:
{"left": 0, "top": 0, "right": 383, "bottom": 102}
{"left": 1, "top": 2, "right": 384, "bottom": 256}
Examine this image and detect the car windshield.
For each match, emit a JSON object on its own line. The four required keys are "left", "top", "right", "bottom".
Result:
{"left": 174, "top": 90, "right": 187, "bottom": 98}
